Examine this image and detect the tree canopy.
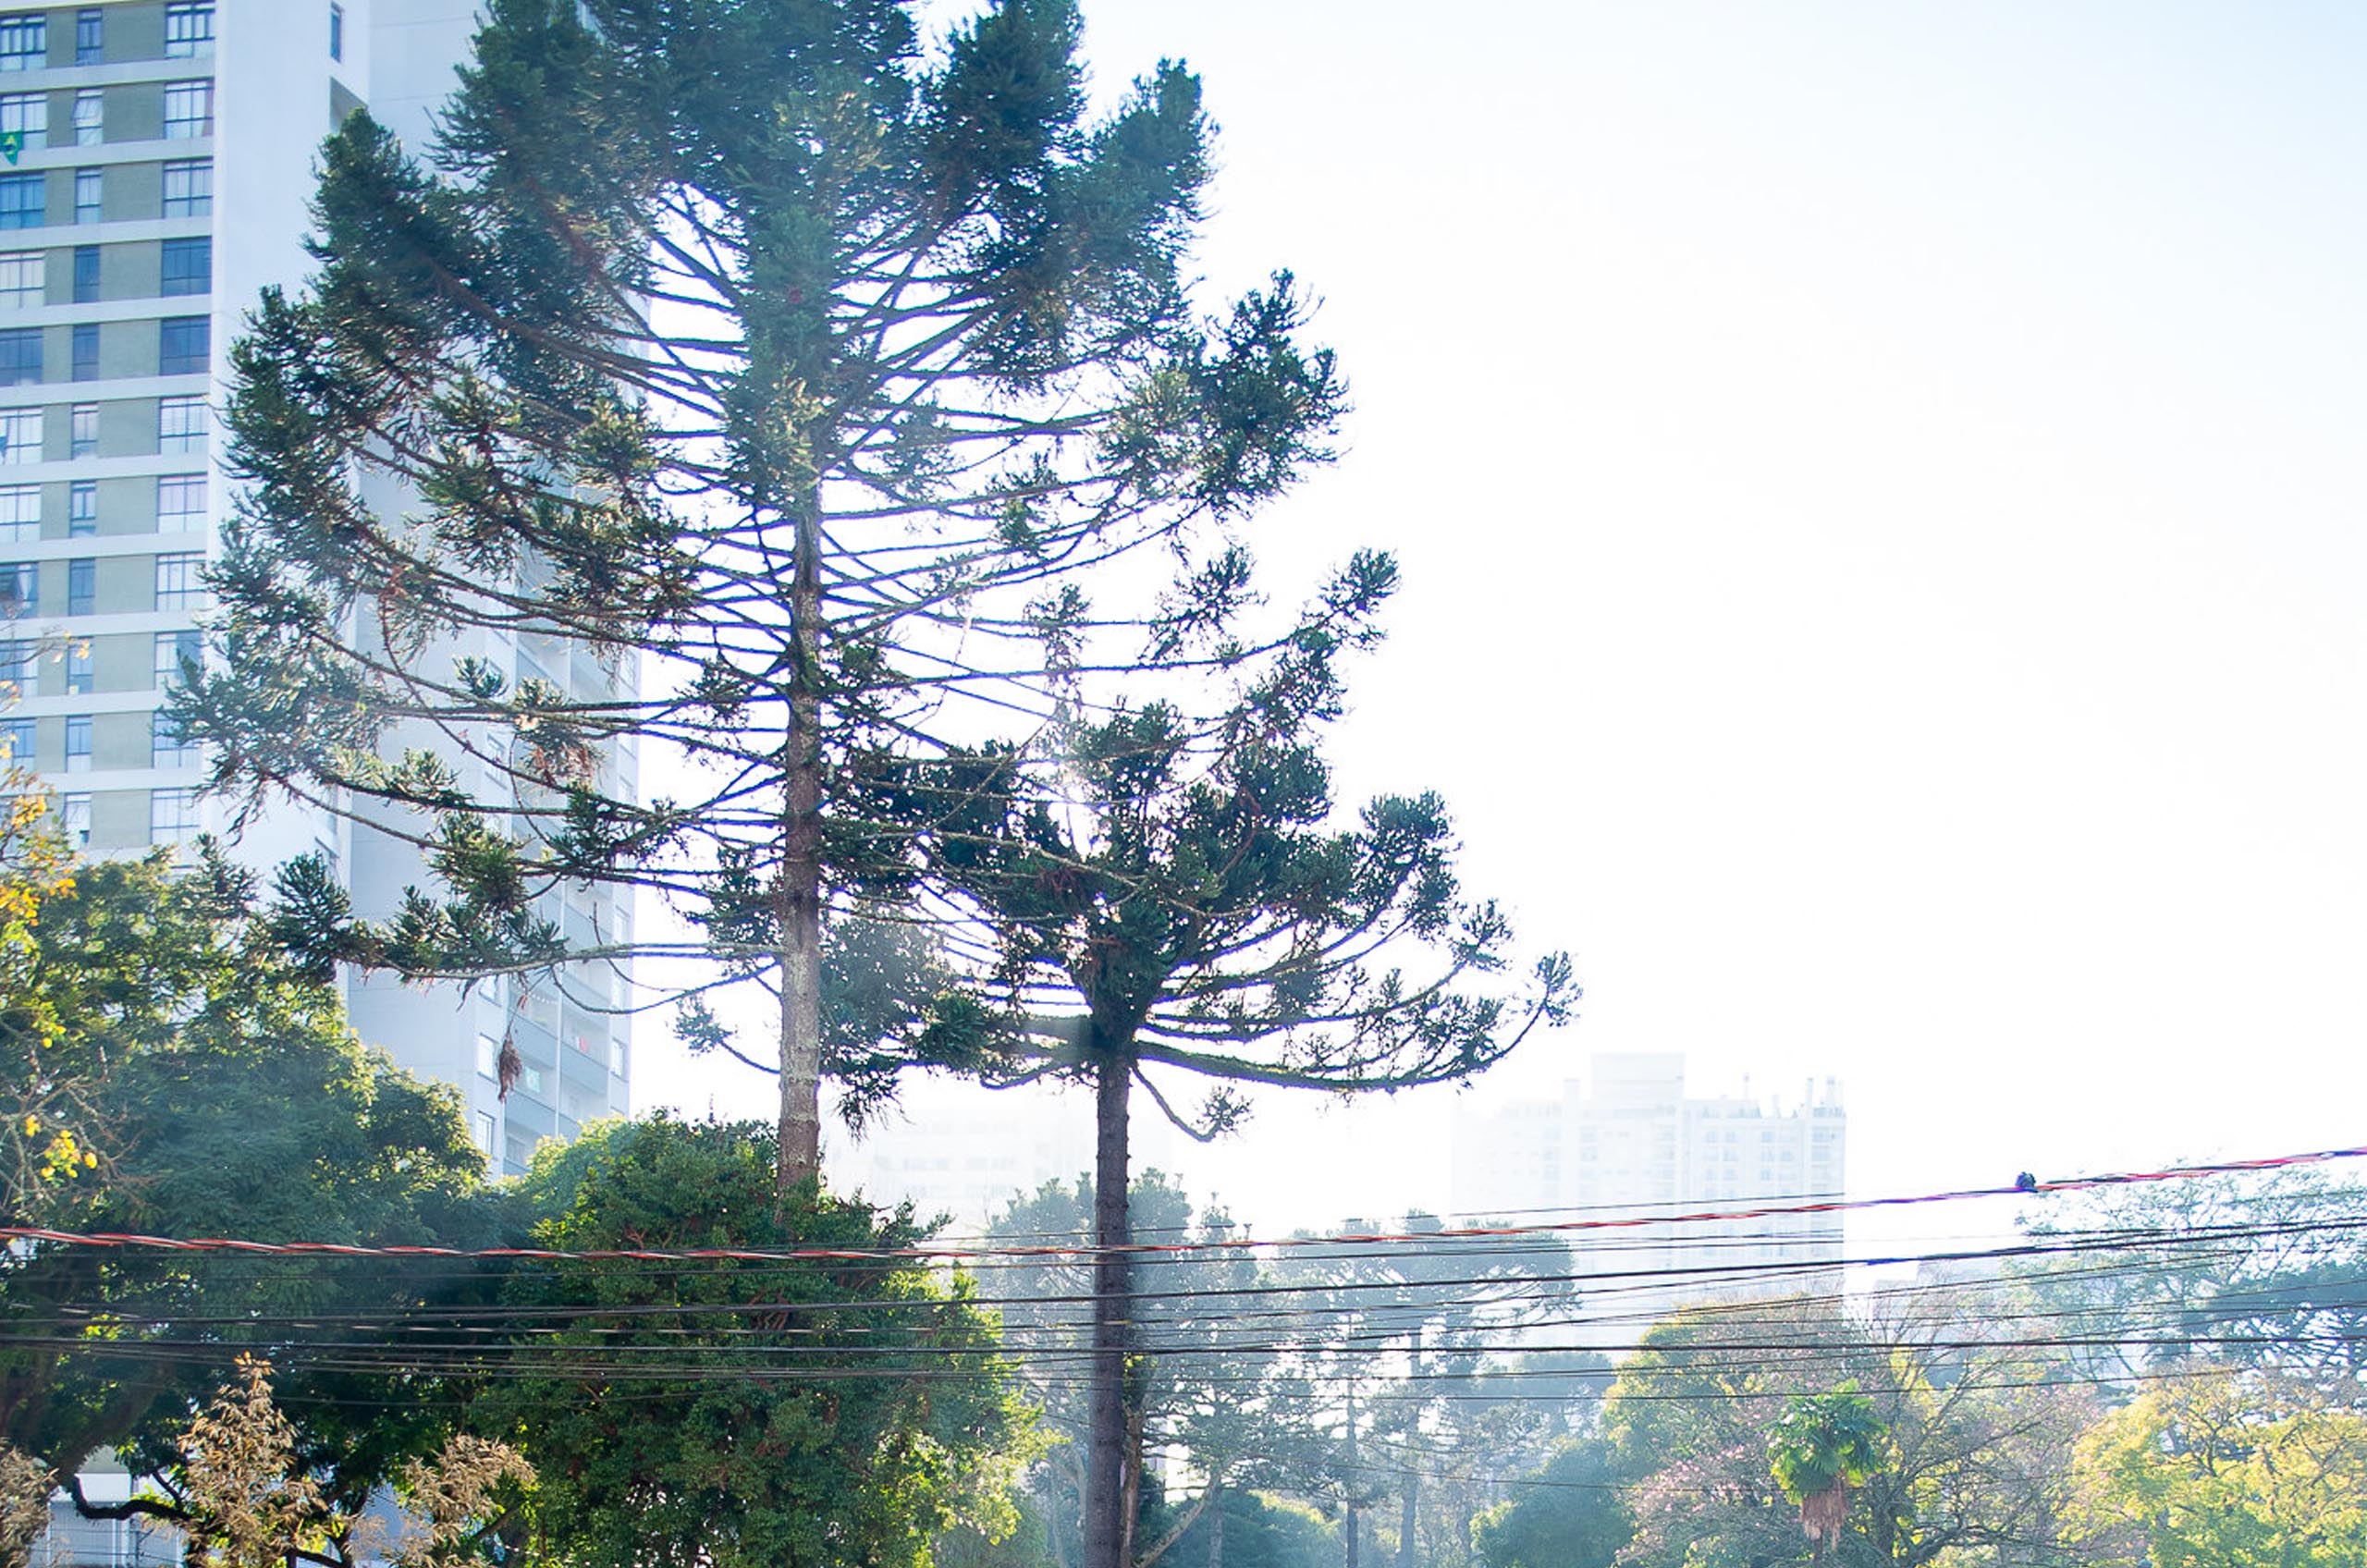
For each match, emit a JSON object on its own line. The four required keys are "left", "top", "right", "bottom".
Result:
{"left": 0, "top": 848, "right": 492, "bottom": 1500}
{"left": 476, "top": 1117, "right": 1038, "bottom": 1568}
{"left": 179, "top": 0, "right": 1344, "bottom": 1189}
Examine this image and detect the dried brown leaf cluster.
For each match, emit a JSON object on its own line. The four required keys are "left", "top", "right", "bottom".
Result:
{"left": 0, "top": 1442, "right": 55, "bottom": 1568}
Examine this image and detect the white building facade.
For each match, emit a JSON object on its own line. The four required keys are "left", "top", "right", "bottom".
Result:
{"left": 1453, "top": 1053, "right": 1847, "bottom": 1325}
{"left": 0, "top": 0, "right": 631, "bottom": 1180}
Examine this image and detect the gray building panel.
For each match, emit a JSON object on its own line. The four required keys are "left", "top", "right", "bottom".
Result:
{"left": 100, "top": 238, "right": 148, "bottom": 300}
{"left": 101, "top": 160, "right": 159, "bottom": 224}
{"left": 103, "top": 4, "right": 170, "bottom": 67}
{"left": 107, "top": 80, "right": 165, "bottom": 143}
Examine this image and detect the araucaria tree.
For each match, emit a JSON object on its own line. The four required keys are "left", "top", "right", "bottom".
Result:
{"left": 180, "top": 0, "right": 1342, "bottom": 1188}
{"left": 914, "top": 550, "right": 1575, "bottom": 1568}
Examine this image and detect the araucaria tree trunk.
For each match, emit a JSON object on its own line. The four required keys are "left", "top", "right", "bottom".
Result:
{"left": 776, "top": 496, "right": 827, "bottom": 1190}
{"left": 1085, "top": 1052, "right": 1136, "bottom": 1568}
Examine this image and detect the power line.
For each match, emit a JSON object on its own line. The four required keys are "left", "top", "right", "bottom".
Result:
{"left": 6, "top": 1141, "right": 2359, "bottom": 1267}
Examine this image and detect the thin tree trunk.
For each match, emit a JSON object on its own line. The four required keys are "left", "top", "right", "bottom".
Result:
{"left": 1397, "top": 1472, "right": 1416, "bottom": 1568}
{"left": 1084, "top": 1052, "right": 1134, "bottom": 1568}
{"left": 776, "top": 490, "right": 826, "bottom": 1193}
{"left": 1343, "top": 1379, "right": 1360, "bottom": 1568}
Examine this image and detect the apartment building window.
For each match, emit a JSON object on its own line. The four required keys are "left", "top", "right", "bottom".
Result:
{"left": 0, "top": 407, "right": 36, "bottom": 464}
{"left": 152, "top": 710, "right": 199, "bottom": 768}
{"left": 158, "top": 316, "right": 207, "bottom": 375}
{"left": 66, "top": 556, "right": 92, "bottom": 616}
{"left": 157, "top": 473, "right": 205, "bottom": 528}
{"left": 74, "top": 9, "right": 100, "bottom": 67}
{"left": 72, "top": 90, "right": 101, "bottom": 148}
{"left": 0, "top": 15, "right": 43, "bottom": 73}
{"left": 0, "top": 558, "right": 31, "bottom": 613}
{"left": 71, "top": 246, "right": 97, "bottom": 304}
{"left": 0, "top": 174, "right": 40, "bottom": 230}
{"left": 164, "top": 83, "right": 215, "bottom": 141}
{"left": 68, "top": 402, "right": 94, "bottom": 458}
{"left": 73, "top": 169, "right": 101, "bottom": 226}
{"left": 62, "top": 639, "right": 89, "bottom": 693}
{"left": 0, "top": 251, "right": 37, "bottom": 309}
{"left": 475, "top": 1034, "right": 500, "bottom": 1080}
{"left": 0, "top": 716, "right": 28, "bottom": 765}
{"left": 472, "top": 1110, "right": 497, "bottom": 1157}
{"left": 0, "top": 638, "right": 32, "bottom": 696}
{"left": 0, "top": 325, "right": 35, "bottom": 386}
{"left": 154, "top": 551, "right": 203, "bottom": 609}
{"left": 158, "top": 395, "right": 207, "bottom": 453}
{"left": 153, "top": 628, "right": 199, "bottom": 689}
{"left": 151, "top": 786, "right": 201, "bottom": 844}
{"left": 67, "top": 479, "right": 93, "bottom": 534}
{"left": 70, "top": 322, "right": 96, "bottom": 381}
{"left": 164, "top": 3, "right": 215, "bottom": 60}
{"left": 62, "top": 714, "right": 90, "bottom": 774}
{"left": 0, "top": 92, "right": 43, "bottom": 154}
{"left": 330, "top": 3, "right": 345, "bottom": 62}
{"left": 160, "top": 237, "right": 210, "bottom": 297}
{"left": 0, "top": 483, "right": 33, "bottom": 543}
{"left": 60, "top": 791, "right": 89, "bottom": 848}
{"left": 162, "top": 160, "right": 211, "bottom": 218}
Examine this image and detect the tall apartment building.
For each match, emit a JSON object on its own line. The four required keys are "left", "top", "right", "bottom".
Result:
{"left": 1452, "top": 1053, "right": 1847, "bottom": 1326}
{"left": 0, "top": 0, "right": 632, "bottom": 1180}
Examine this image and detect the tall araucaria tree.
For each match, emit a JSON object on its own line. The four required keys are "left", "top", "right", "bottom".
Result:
{"left": 908, "top": 550, "right": 1576, "bottom": 1568}
{"left": 176, "top": 0, "right": 1343, "bottom": 1190}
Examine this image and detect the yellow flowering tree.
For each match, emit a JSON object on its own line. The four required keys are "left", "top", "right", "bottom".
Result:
{"left": 0, "top": 773, "right": 94, "bottom": 1215}
{"left": 2068, "top": 1372, "right": 2367, "bottom": 1568}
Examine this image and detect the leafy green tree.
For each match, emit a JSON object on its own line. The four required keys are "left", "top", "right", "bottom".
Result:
{"left": 2012, "top": 1168, "right": 2367, "bottom": 1389}
{"left": 1166, "top": 1489, "right": 1340, "bottom": 1568}
{"left": 1270, "top": 1217, "right": 1586, "bottom": 1568}
{"left": 180, "top": 0, "right": 1342, "bottom": 1192}
{"left": 0, "top": 850, "right": 493, "bottom": 1517}
{"left": 1470, "top": 1439, "right": 1630, "bottom": 1568}
{"left": 1606, "top": 1302, "right": 2091, "bottom": 1568}
{"left": 914, "top": 545, "right": 1573, "bottom": 1568}
{"left": 977, "top": 1173, "right": 1339, "bottom": 1568}
{"left": 935, "top": 1489, "right": 1052, "bottom": 1568}
{"left": 2067, "top": 1371, "right": 2367, "bottom": 1568}
{"left": 476, "top": 1117, "right": 1038, "bottom": 1568}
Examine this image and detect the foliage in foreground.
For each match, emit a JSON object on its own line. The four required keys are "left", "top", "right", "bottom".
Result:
{"left": 0, "top": 847, "right": 493, "bottom": 1504}
{"left": 479, "top": 1118, "right": 1040, "bottom": 1568}
{"left": 2066, "top": 1372, "right": 2367, "bottom": 1568}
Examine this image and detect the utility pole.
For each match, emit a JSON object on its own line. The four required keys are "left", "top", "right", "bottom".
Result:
{"left": 1343, "top": 1377, "right": 1360, "bottom": 1568}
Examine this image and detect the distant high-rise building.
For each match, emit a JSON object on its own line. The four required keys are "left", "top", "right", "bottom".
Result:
{"left": 1452, "top": 1053, "right": 1846, "bottom": 1325}
{"left": 0, "top": 0, "right": 632, "bottom": 1178}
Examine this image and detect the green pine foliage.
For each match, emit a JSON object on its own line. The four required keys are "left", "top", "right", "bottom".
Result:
{"left": 178, "top": 0, "right": 1345, "bottom": 1186}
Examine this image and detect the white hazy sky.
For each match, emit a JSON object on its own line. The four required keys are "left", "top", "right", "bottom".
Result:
{"left": 645, "top": 2, "right": 2367, "bottom": 1240}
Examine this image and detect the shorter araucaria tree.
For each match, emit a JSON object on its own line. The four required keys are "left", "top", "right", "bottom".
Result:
{"left": 902, "top": 545, "right": 1574, "bottom": 1568}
